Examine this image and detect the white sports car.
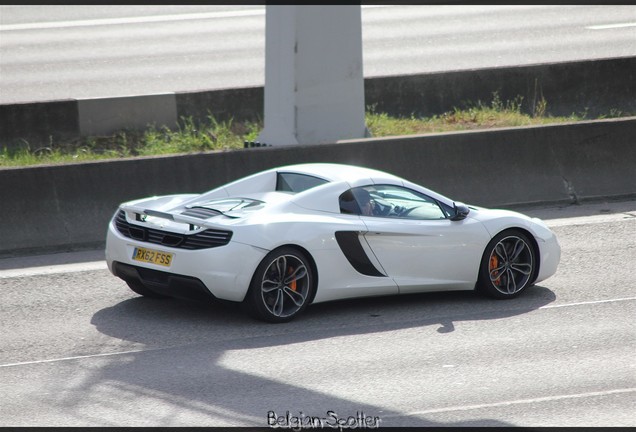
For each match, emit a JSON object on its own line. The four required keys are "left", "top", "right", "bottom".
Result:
{"left": 105, "top": 163, "right": 561, "bottom": 323}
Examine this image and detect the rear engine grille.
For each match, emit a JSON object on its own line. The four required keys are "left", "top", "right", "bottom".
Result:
{"left": 114, "top": 210, "right": 232, "bottom": 250}
{"left": 181, "top": 207, "right": 222, "bottom": 219}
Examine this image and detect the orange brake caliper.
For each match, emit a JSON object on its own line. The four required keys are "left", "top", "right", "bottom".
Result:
{"left": 490, "top": 254, "right": 501, "bottom": 286}
{"left": 288, "top": 266, "right": 297, "bottom": 291}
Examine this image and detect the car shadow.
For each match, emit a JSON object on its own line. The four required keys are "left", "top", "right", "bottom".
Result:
{"left": 80, "top": 286, "right": 556, "bottom": 427}
{"left": 92, "top": 285, "right": 556, "bottom": 347}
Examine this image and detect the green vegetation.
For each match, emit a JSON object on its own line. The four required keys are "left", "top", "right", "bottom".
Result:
{"left": 0, "top": 93, "right": 628, "bottom": 168}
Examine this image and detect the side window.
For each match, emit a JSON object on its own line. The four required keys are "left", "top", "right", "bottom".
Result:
{"left": 339, "top": 189, "right": 362, "bottom": 214}
{"left": 276, "top": 172, "right": 328, "bottom": 193}
{"left": 340, "top": 185, "right": 447, "bottom": 220}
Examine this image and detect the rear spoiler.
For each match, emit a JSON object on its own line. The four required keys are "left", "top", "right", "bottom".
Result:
{"left": 119, "top": 205, "right": 234, "bottom": 231}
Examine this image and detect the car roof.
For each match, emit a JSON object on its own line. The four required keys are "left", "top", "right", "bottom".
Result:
{"left": 280, "top": 163, "right": 456, "bottom": 213}
{"left": 188, "top": 163, "right": 422, "bottom": 215}
{"left": 277, "top": 163, "right": 403, "bottom": 184}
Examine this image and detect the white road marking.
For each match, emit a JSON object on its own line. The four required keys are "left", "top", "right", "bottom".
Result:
{"left": 0, "top": 9, "right": 266, "bottom": 32}
{"left": 0, "top": 261, "right": 107, "bottom": 279}
{"left": 384, "top": 387, "right": 636, "bottom": 418}
{"left": 0, "top": 6, "right": 388, "bottom": 32}
{"left": 543, "top": 212, "right": 635, "bottom": 227}
{"left": 540, "top": 297, "right": 636, "bottom": 309}
{"left": 586, "top": 22, "right": 636, "bottom": 30}
{"left": 0, "top": 348, "right": 158, "bottom": 368}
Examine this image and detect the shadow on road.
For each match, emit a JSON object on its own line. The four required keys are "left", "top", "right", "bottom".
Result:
{"left": 81, "top": 286, "right": 556, "bottom": 427}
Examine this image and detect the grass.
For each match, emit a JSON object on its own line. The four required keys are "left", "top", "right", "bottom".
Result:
{"left": 0, "top": 93, "right": 630, "bottom": 168}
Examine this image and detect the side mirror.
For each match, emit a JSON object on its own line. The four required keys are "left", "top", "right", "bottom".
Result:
{"left": 450, "top": 202, "right": 470, "bottom": 221}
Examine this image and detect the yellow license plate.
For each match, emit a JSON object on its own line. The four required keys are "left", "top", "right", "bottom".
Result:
{"left": 132, "top": 247, "right": 173, "bottom": 267}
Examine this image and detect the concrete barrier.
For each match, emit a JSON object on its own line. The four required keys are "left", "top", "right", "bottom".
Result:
{"left": 1, "top": 117, "right": 634, "bottom": 258}
{"left": 1, "top": 57, "right": 634, "bottom": 150}
{"left": 78, "top": 94, "right": 178, "bottom": 137}
{"left": 0, "top": 100, "right": 79, "bottom": 151}
{"left": 364, "top": 56, "right": 636, "bottom": 119}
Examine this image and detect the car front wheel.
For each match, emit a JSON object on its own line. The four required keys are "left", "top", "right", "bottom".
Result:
{"left": 244, "top": 247, "right": 315, "bottom": 323}
{"left": 477, "top": 230, "right": 537, "bottom": 299}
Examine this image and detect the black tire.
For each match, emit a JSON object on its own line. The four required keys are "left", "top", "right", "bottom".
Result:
{"left": 243, "top": 247, "right": 316, "bottom": 323}
{"left": 125, "top": 281, "right": 168, "bottom": 299}
{"left": 477, "top": 229, "right": 537, "bottom": 299}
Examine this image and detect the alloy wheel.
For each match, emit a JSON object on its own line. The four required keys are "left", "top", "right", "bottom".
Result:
{"left": 260, "top": 254, "right": 310, "bottom": 318}
{"left": 487, "top": 235, "right": 534, "bottom": 295}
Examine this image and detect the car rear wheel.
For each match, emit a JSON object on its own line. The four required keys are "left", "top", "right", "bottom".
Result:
{"left": 125, "top": 281, "right": 168, "bottom": 299}
{"left": 477, "top": 230, "right": 537, "bottom": 299}
{"left": 244, "top": 247, "right": 315, "bottom": 323}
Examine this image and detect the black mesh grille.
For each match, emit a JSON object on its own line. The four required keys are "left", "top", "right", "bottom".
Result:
{"left": 114, "top": 210, "right": 232, "bottom": 250}
{"left": 181, "top": 207, "right": 222, "bottom": 219}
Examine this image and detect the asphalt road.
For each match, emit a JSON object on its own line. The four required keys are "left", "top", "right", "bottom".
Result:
{"left": 1, "top": 5, "right": 635, "bottom": 104}
{"left": 0, "top": 199, "right": 634, "bottom": 427}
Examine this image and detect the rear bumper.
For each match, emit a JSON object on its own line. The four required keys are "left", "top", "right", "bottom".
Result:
{"left": 105, "top": 219, "right": 268, "bottom": 302}
{"left": 112, "top": 261, "right": 217, "bottom": 303}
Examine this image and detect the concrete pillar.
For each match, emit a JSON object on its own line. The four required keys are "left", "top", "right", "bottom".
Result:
{"left": 257, "top": 6, "right": 369, "bottom": 147}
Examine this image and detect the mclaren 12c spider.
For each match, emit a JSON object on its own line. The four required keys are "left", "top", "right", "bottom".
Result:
{"left": 105, "top": 163, "right": 561, "bottom": 322}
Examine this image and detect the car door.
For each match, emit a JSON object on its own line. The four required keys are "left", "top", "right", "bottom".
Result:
{"left": 353, "top": 184, "right": 491, "bottom": 293}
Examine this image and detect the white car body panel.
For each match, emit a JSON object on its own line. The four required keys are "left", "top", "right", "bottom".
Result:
{"left": 360, "top": 215, "right": 491, "bottom": 292}
{"left": 105, "top": 163, "right": 561, "bottom": 309}
{"left": 106, "top": 233, "right": 265, "bottom": 303}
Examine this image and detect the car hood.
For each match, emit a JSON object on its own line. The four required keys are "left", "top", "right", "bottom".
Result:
{"left": 467, "top": 205, "right": 554, "bottom": 241}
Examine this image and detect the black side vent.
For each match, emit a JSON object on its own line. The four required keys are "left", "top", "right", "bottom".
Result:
{"left": 181, "top": 207, "right": 222, "bottom": 219}
{"left": 114, "top": 210, "right": 232, "bottom": 250}
{"left": 335, "top": 231, "right": 386, "bottom": 277}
